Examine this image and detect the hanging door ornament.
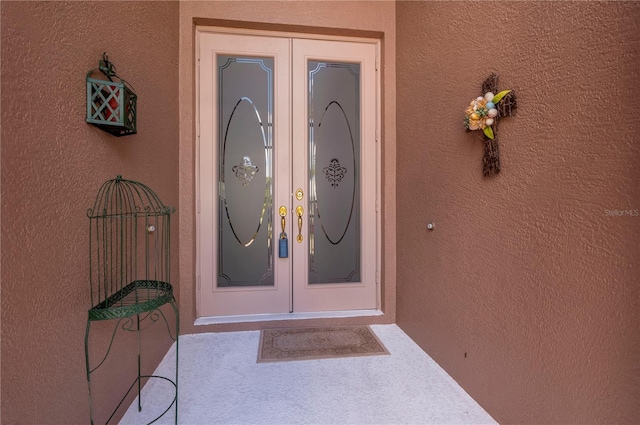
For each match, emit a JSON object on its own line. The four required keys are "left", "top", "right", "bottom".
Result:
{"left": 464, "top": 73, "right": 517, "bottom": 176}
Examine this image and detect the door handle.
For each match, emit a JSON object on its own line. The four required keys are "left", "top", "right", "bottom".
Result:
{"left": 278, "top": 206, "right": 288, "bottom": 258}
{"left": 295, "top": 205, "right": 304, "bottom": 243}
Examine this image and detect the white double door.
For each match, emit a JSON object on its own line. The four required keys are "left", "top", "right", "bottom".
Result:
{"left": 197, "top": 31, "right": 378, "bottom": 317}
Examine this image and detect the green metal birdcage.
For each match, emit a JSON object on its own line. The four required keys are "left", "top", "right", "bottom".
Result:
{"left": 85, "top": 176, "right": 178, "bottom": 424}
{"left": 86, "top": 53, "right": 137, "bottom": 136}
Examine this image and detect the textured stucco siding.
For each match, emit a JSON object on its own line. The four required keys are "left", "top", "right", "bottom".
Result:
{"left": 396, "top": 1, "right": 640, "bottom": 423}
{"left": 1, "top": 2, "right": 179, "bottom": 423}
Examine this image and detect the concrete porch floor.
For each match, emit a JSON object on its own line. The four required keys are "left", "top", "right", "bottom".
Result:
{"left": 120, "top": 324, "right": 496, "bottom": 424}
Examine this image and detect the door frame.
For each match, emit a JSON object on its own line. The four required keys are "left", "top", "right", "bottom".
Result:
{"left": 194, "top": 26, "right": 382, "bottom": 323}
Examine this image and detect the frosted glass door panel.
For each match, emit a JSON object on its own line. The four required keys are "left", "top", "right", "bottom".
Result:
{"left": 308, "top": 61, "right": 361, "bottom": 284}
{"left": 218, "top": 56, "right": 274, "bottom": 287}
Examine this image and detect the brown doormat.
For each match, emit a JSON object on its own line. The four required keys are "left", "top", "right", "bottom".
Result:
{"left": 257, "top": 325, "right": 389, "bottom": 363}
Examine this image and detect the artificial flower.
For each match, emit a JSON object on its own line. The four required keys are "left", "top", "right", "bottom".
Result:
{"left": 464, "top": 90, "right": 511, "bottom": 139}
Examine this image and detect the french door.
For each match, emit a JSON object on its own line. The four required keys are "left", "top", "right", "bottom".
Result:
{"left": 197, "top": 31, "right": 378, "bottom": 317}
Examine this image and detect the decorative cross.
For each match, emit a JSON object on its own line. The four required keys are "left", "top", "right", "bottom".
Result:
{"left": 478, "top": 74, "right": 517, "bottom": 176}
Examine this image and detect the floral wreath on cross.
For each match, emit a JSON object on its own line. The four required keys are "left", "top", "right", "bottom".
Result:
{"left": 463, "top": 73, "right": 518, "bottom": 176}
{"left": 463, "top": 90, "right": 511, "bottom": 140}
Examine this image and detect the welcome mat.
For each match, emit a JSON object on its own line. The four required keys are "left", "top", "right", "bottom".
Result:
{"left": 257, "top": 325, "right": 389, "bottom": 363}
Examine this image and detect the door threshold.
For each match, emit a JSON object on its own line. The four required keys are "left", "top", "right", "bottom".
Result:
{"left": 195, "top": 309, "right": 384, "bottom": 326}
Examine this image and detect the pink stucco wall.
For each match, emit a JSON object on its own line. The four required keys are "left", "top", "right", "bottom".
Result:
{"left": 396, "top": 1, "right": 640, "bottom": 423}
{"left": 1, "top": 2, "right": 179, "bottom": 423}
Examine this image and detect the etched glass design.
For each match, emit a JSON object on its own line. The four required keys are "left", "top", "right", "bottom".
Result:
{"left": 323, "top": 158, "right": 347, "bottom": 188}
{"left": 218, "top": 56, "right": 274, "bottom": 287}
{"left": 232, "top": 156, "right": 259, "bottom": 187}
{"left": 308, "top": 61, "right": 361, "bottom": 284}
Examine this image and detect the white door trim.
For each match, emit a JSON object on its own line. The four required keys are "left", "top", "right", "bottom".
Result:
{"left": 196, "top": 25, "right": 380, "bottom": 45}
{"left": 194, "top": 309, "right": 384, "bottom": 326}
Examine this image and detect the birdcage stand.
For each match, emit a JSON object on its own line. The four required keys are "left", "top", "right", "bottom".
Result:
{"left": 84, "top": 176, "right": 178, "bottom": 425}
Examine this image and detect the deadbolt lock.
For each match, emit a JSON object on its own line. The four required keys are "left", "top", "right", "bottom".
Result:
{"left": 295, "top": 188, "right": 304, "bottom": 201}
